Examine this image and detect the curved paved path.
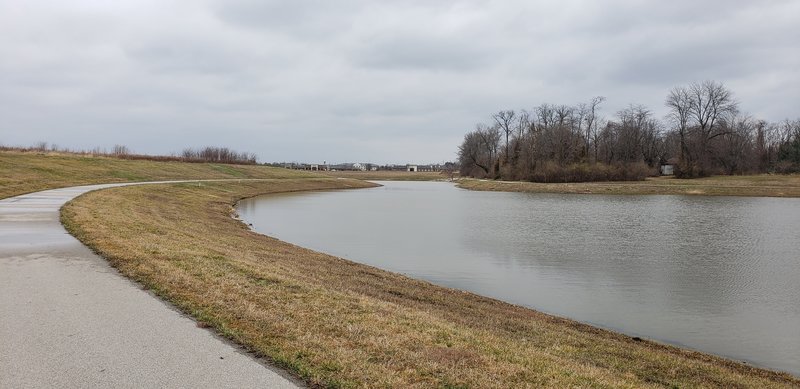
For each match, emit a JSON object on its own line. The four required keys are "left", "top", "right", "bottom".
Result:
{"left": 0, "top": 182, "right": 301, "bottom": 388}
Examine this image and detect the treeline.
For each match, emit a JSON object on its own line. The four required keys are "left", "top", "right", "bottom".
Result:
{"left": 179, "top": 146, "right": 257, "bottom": 164}
{"left": 1, "top": 143, "right": 258, "bottom": 165}
{"left": 458, "top": 80, "right": 800, "bottom": 181}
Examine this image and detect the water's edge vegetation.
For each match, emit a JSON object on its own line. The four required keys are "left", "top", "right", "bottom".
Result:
{"left": 62, "top": 180, "right": 799, "bottom": 388}
{"left": 456, "top": 175, "right": 800, "bottom": 198}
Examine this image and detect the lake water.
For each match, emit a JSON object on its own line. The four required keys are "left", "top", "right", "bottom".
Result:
{"left": 237, "top": 181, "right": 800, "bottom": 375}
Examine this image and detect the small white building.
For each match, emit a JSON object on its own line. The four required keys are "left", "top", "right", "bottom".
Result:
{"left": 660, "top": 164, "right": 674, "bottom": 176}
{"left": 407, "top": 165, "right": 418, "bottom": 172}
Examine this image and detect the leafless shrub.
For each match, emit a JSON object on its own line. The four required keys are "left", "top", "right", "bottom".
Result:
{"left": 33, "top": 141, "right": 48, "bottom": 151}
{"left": 112, "top": 144, "right": 131, "bottom": 156}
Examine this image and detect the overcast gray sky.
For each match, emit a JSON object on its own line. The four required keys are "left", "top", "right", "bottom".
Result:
{"left": 1, "top": 1, "right": 798, "bottom": 164}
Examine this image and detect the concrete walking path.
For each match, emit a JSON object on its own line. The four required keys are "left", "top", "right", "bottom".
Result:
{"left": 0, "top": 182, "right": 301, "bottom": 388}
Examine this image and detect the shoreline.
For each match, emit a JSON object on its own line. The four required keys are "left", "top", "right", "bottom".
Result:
{"left": 454, "top": 174, "right": 800, "bottom": 198}
{"left": 61, "top": 179, "right": 799, "bottom": 387}
{"left": 235, "top": 180, "right": 800, "bottom": 377}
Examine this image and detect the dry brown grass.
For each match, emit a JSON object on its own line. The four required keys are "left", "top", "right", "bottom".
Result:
{"left": 0, "top": 150, "right": 318, "bottom": 199}
{"left": 61, "top": 179, "right": 799, "bottom": 388}
{"left": 457, "top": 175, "right": 800, "bottom": 198}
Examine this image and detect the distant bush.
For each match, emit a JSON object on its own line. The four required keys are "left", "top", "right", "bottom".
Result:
{"left": 112, "top": 144, "right": 131, "bottom": 156}
{"left": 774, "top": 161, "right": 799, "bottom": 174}
{"left": 528, "top": 161, "right": 652, "bottom": 183}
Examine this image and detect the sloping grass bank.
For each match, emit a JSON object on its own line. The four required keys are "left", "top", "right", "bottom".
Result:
{"left": 61, "top": 179, "right": 798, "bottom": 388}
{"left": 0, "top": 150, "right": 316, "bottom": 199}
{"left": 457, "top": 175, "right": 800, "bottom": 198}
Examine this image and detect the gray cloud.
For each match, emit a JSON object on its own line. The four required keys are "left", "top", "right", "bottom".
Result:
{"left": 352, "top": 34, "right": 491, "bottom": 71}
{"left": 1, "top": 0, "right": 798, "bottom": 163}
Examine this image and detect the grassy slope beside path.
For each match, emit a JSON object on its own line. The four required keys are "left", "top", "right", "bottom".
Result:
{"left": 61, "top": 179, "right": 799, "bottom": 388}
{"left": 0, "top": 150, "right": 317, "bottom": 199}
{"left": 457, "top": 175, "right": 800, "bottom": 198}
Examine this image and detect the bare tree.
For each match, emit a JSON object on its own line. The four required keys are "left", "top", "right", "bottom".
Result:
{"left": 714, "top": 112, "right": 755, "bottom": 174}
{"left": 613, "top": 105, "right": 654, "bottom": 164}
{"left": 640, "top": 115, "right": 665, "bottom": 168}
{"left": 112, "top": 144, "right": 131, "bottom": 156}
{"left": 554, "top": 105, "right": 572, "bottom": 127}
{"left": 33, "top": 141, "right": 48, "bottom": 151}
{"left": 688, "top": 81, "right": 738, "bottom": 135}
{"left": 515, "top": 110, "right": 532, "bottom": 139}
{"left": 755, "top": 120, "right": 771, "bottom": 172}
{"left": 777, "top": 119, "right": 800, "bottom": 171}
{"left": 666, "top": 80, "right": 739, "bottom": 177}
{"left": 666, "top": 86, "right": 692, "bottom": 166}
{"left": 458, "top": 124, "right": 501, "bottom": 178}
{"left": 492, "top": 110, "right": 516, "bottom": 162}
{"left": 578, "top": 96, "right": 605, "bottom": 161}
{"left": 534, "top": 103, "right": 555, "bottom": 131}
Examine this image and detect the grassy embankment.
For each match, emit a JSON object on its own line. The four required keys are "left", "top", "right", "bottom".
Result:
{"left": 0, "top": 150, "right": 317, "bottom": 199}
{"left": 62, "top": 180, "right": 799, "bottom": 388}
{"left": 457, "top": 174, "right": 800, "bottom": 198}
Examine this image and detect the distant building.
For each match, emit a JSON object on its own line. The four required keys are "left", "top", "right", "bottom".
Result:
{"left": 329, "top": 163, "right": 362, "bottom": 171}
{"left": 279, "top": 161, "right": 447, "bottom": 172}
{"left": 660, "top": 164, "right": 674, "bottom": 176}
{"left": 417, "top": 164, "right": 442, "bottom": 172}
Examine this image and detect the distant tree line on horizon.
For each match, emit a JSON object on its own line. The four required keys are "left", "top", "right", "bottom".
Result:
{"left": 458, "top": 80, "right": 800, "bottom": 182}
{"left": 179, "top": 146, "right": 257, "bottom": 164}
{"left": 1, "top": 143, "right": 258, "bottom": 165}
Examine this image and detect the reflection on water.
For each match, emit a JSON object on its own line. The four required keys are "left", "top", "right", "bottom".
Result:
{"left": 237, "top": 181, "right": 800, "bottom": 375}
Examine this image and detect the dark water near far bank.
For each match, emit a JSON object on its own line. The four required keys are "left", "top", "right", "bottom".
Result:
{"left": 237, "top": 181, "right": 800, "bottom": 375}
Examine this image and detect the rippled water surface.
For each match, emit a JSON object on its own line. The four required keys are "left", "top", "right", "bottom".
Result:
{"left": 237, "top": 181, "right": 800, "bottom": 375}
